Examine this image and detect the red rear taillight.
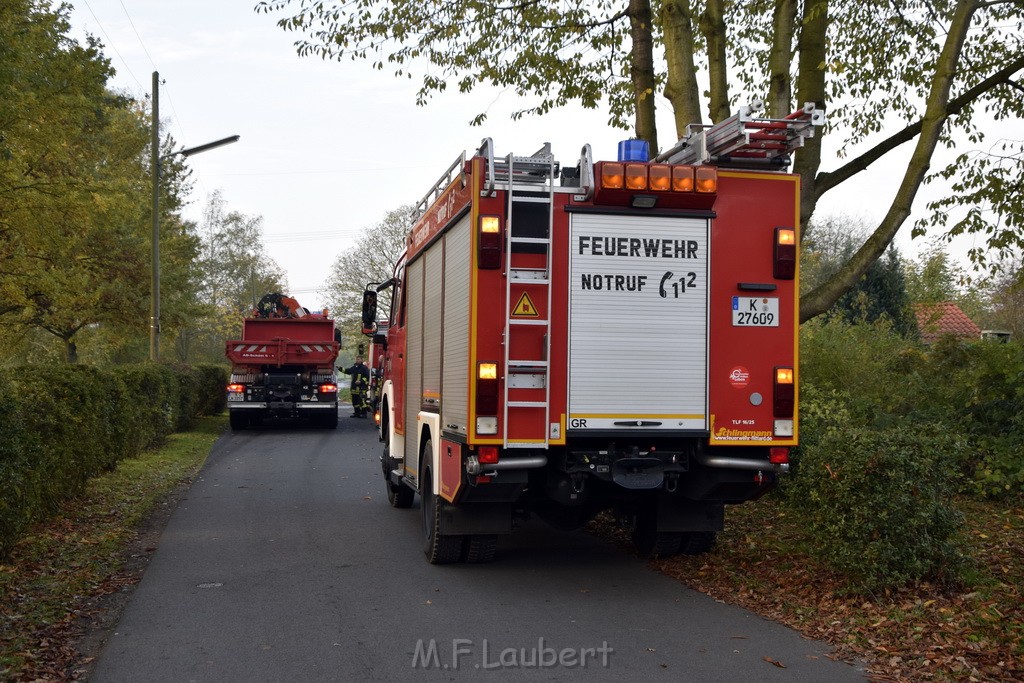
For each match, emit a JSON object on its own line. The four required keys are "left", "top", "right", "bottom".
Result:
{"left": 477, "top": 446, "right": 499, "bottom": 464}
{"left": 769, "top": 447, "right": 790, "bottom": 464}
{"left": 227, "top": 384, "right": 245, "bottom": 393}
{"left": 476, "top": 362, "right": 498, "bottom": 415}
{"left": 774, "top": 227, "right": 796, "bottom": 279}
{"left": 479, "top": 215, "right": 502, "bottom": 269}
{"left": 319, "top": 383, "right": 337, "bottom": 393}
{"left": 774, "top": 367, "right": 795, "bottom": 417}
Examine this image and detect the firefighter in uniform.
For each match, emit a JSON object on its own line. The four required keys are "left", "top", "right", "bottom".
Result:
{"left": 340, "top": 357, "right": 371, "bottom": 418}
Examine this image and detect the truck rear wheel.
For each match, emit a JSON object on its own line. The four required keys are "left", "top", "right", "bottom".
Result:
{"left": 229, "top": 411, "right": 248, "bottom": 431}
{"left": 319, "top": 409, "right": 338, "bottom": 429}
{"left": 381, "top": 419, "right": 414, "bottom": 508}
{"left": 462, "top": 535, "right": 497, "bottom": 563}
{"left": 631, "top": 505, "right": 683, "bottom": 558}
{"left": 420, "top": 441, "right": 462, "bottom": 564}
{"left": 680, "top": 531, "right": 717, "bottom": 556}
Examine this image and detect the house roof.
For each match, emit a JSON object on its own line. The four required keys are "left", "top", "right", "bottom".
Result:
{"left": 913, "top": 302, "right": 981, "bottom": 343}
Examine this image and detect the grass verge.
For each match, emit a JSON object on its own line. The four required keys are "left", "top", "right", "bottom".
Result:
{"left": 0, "top": 415, "right": 224, "bottom": 680}
{"left": 593, "top": 495, "right": 1023, "bottom": 682}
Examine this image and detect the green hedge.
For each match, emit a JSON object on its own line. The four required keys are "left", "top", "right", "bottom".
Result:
{"left": 787, "top": 426, "right": 968, "bottom": 593}
{"left": 0, "top": 363, "right": 228, "bottom": 558}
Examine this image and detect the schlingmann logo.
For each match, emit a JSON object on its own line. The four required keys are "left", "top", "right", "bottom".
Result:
{"left": 411, "top": 638, "right": 613, "bottom": 670}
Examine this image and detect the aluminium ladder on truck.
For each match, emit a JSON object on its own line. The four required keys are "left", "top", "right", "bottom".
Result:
{"left": 657, "top": 100, "right": 825, "bottom": 168}
{"left": 478, "top": 139, "right": 556, "bottom": 450}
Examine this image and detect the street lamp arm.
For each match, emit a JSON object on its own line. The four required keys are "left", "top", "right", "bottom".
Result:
{"left": 176, "top": 135, "right": 241, "bottom": 158}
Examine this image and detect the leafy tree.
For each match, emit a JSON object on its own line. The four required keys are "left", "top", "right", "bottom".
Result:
{"left": 904, "top": 241, "right": 971, "bottom": 305}
{"left": 321, "top": 205, "right": 412, "bottom": 350}
{"left": 802, "top": 215, "right": 916, "bottom": 336}
{"left": 258, "top": 0, "right": 1024, "bottom": 322}
{"left": 832, "top": 248, "right": 917, "bottom": 338}
{"left": 171, "top": 191, "right": 286, "bottom": 363}
{"left": 976, "top": 253, "right": 1024, "bottom": 338}
{"left": 0, "top": 1, "right": 203, "bottom": 364}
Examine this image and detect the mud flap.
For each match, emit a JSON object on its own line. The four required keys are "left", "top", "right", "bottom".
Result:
{"left": 439, "top": 502, "right": 513, "bottom": 535}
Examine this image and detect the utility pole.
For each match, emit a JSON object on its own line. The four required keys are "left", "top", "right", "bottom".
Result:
{"left": 149, "top": 69, "right": 238, "bottom": 361}
{"left": 150, "top": 71, "right": 161, "bottom": 362}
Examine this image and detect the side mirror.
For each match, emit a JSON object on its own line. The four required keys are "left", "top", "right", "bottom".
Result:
{"left": 372, "top": 332, "right": 387, "bottom": 351}
{"left": 361, "top": 290, "right": 378, "bottom": 334}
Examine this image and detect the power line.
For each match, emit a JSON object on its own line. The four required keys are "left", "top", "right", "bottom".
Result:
{"left": 79, "top": 0, "right": 143, "bottom": 90}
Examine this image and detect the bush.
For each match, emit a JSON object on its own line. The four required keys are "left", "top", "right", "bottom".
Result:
{"left": 0, "top": 362, "right": 225, "bottom": 558}
{"left": 787, "top": 426, "right": 968, "bottom": 593}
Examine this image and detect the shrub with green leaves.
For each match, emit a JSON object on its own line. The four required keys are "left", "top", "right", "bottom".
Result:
{"left": 787, "top": 426, "right": 968, "bottom": 593}
{"left": 0, "top": 363, "right": 225, "bottom": 558}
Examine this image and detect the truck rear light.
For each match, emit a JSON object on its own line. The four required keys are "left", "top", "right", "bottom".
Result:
{"left": 769, "top": 447, "right": 790, "bottom": 464}
{"left": 774, "top": 366, "right": 795, "bottom": 417}
{"left": 227, "top": 384, "right": 245, "bottom": 393}
{"left": 625, "top": 163, "right": 647, "bottom": 190}
{"left": 477, "top": 362, "right": 498, "bottom": 415}
{"left": 600, "top": 162, "right": 624, "bottom": 189}
{"left": 695, "top": 166, "right": 718, "bottom": 193}
{"left": 479, "top": 215, "right": 502, "bottom": 269}
{"left": 649, "top": 164, "right": 671, "bottom": 191}
{"left": 318, "top": 383, "right": 337, "bottom": 393}
{"left": 672, "top": 165, "right": 695, "bottom": 192}
{"left": 477, "top": 446, "right": 499, "bottom": 464}
{"left": 774, "top": 227, "right": 796, "bottom": 279}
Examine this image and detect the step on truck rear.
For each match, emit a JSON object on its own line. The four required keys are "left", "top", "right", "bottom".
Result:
{"left": 363, "top": 102, "right": 821, "bottom": 563}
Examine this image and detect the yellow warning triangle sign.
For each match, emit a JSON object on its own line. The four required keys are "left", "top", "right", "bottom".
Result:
{"left": 512, "top": 292, "right": 539, "bottom": 317}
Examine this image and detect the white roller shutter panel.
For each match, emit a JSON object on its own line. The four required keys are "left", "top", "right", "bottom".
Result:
{"left": 568, "top": 213, "right": 709, "bottom": 431}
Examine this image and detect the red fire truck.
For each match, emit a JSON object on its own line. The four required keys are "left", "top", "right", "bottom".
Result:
{"left": 362, "top": 102, "right": 821, "bottom": 563}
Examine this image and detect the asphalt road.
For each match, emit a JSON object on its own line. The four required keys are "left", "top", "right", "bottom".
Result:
{"left": 92, "top": 412, "right": 866, "bottom": 682}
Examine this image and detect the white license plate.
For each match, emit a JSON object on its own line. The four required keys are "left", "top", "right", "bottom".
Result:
{"left": 732, "top": 297, "right": 779, "bottom": 326}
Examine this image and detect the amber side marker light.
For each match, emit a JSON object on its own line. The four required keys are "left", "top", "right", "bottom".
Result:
{"left": 649, "top": 164, "right": 671, "bottom": 191}
{"left": 625, "top": 163, "right": 648, "bottom": 190}
{"left": 695, "top": 166, "right": 718, "bottom": 193}
{"left": 601, "top": 162, "right": 624, "bottom": 190}
{"left": 671, "top": 166, "right": 695, "bottom": 192}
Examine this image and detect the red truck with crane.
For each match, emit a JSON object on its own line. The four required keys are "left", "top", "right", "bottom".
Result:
{"left": 362, "top": 102, "right": 821, "bottom": 563}
{"left": 225, "top": 293, "right": 341, "bottom": 430}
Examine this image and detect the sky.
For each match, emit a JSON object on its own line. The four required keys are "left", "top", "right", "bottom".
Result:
{"left": 68, "top": 0, "right": 993, "bottom": 311}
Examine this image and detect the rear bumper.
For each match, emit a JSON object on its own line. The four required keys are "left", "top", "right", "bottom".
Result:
{"left": 228, "top": 402, "right": 337, "bottom": 410}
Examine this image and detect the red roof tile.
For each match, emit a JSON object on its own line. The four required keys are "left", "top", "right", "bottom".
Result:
{"left": 913, "top": 302, "right": 981, "bottom": 343}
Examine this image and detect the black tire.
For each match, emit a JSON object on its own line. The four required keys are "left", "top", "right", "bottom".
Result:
{"left": 462, "top": 535, "right": 498, "bottom": 563}
{"left": 421, "top": 441, "right": 462, "bottom": 564}
{"left": 679, "top": 531, "right": 717, "bottom": 556}
{"left": 380, "top": 416, "right": 414, "bottom": 508}
{"left": 631, "top": 505, "right": 684, "bottom": 559}
{"left": 229, "top": 411, "right": 248, "bottom": 431}
{"left": 320, "top": 408, "right": 338, "bottom": 429}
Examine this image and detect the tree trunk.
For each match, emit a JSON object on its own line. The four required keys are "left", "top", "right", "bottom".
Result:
{"left": 767, "top": 0, "right": 798, "bottom": 118}
{"left": 800, "top": 0, "right": 981, "bottom": 322}
{"left": 700, "top": 0, "right": 730, "bottom": 123}
{"left": 628, "top": 0, "right": 658, "bottom": 155}
{"left": 65, "top": 337, "right": 78, "bottom": 364}
{"left": 792, "top": 0, "right": 828, "bottom": 229}
{"left": 661, "top": 0, "right": 703, "bottom": 140}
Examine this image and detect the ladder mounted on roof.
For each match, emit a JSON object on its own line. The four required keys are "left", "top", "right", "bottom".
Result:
{"left": 656, "top": 100, "right": 825, "bottom": 169}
